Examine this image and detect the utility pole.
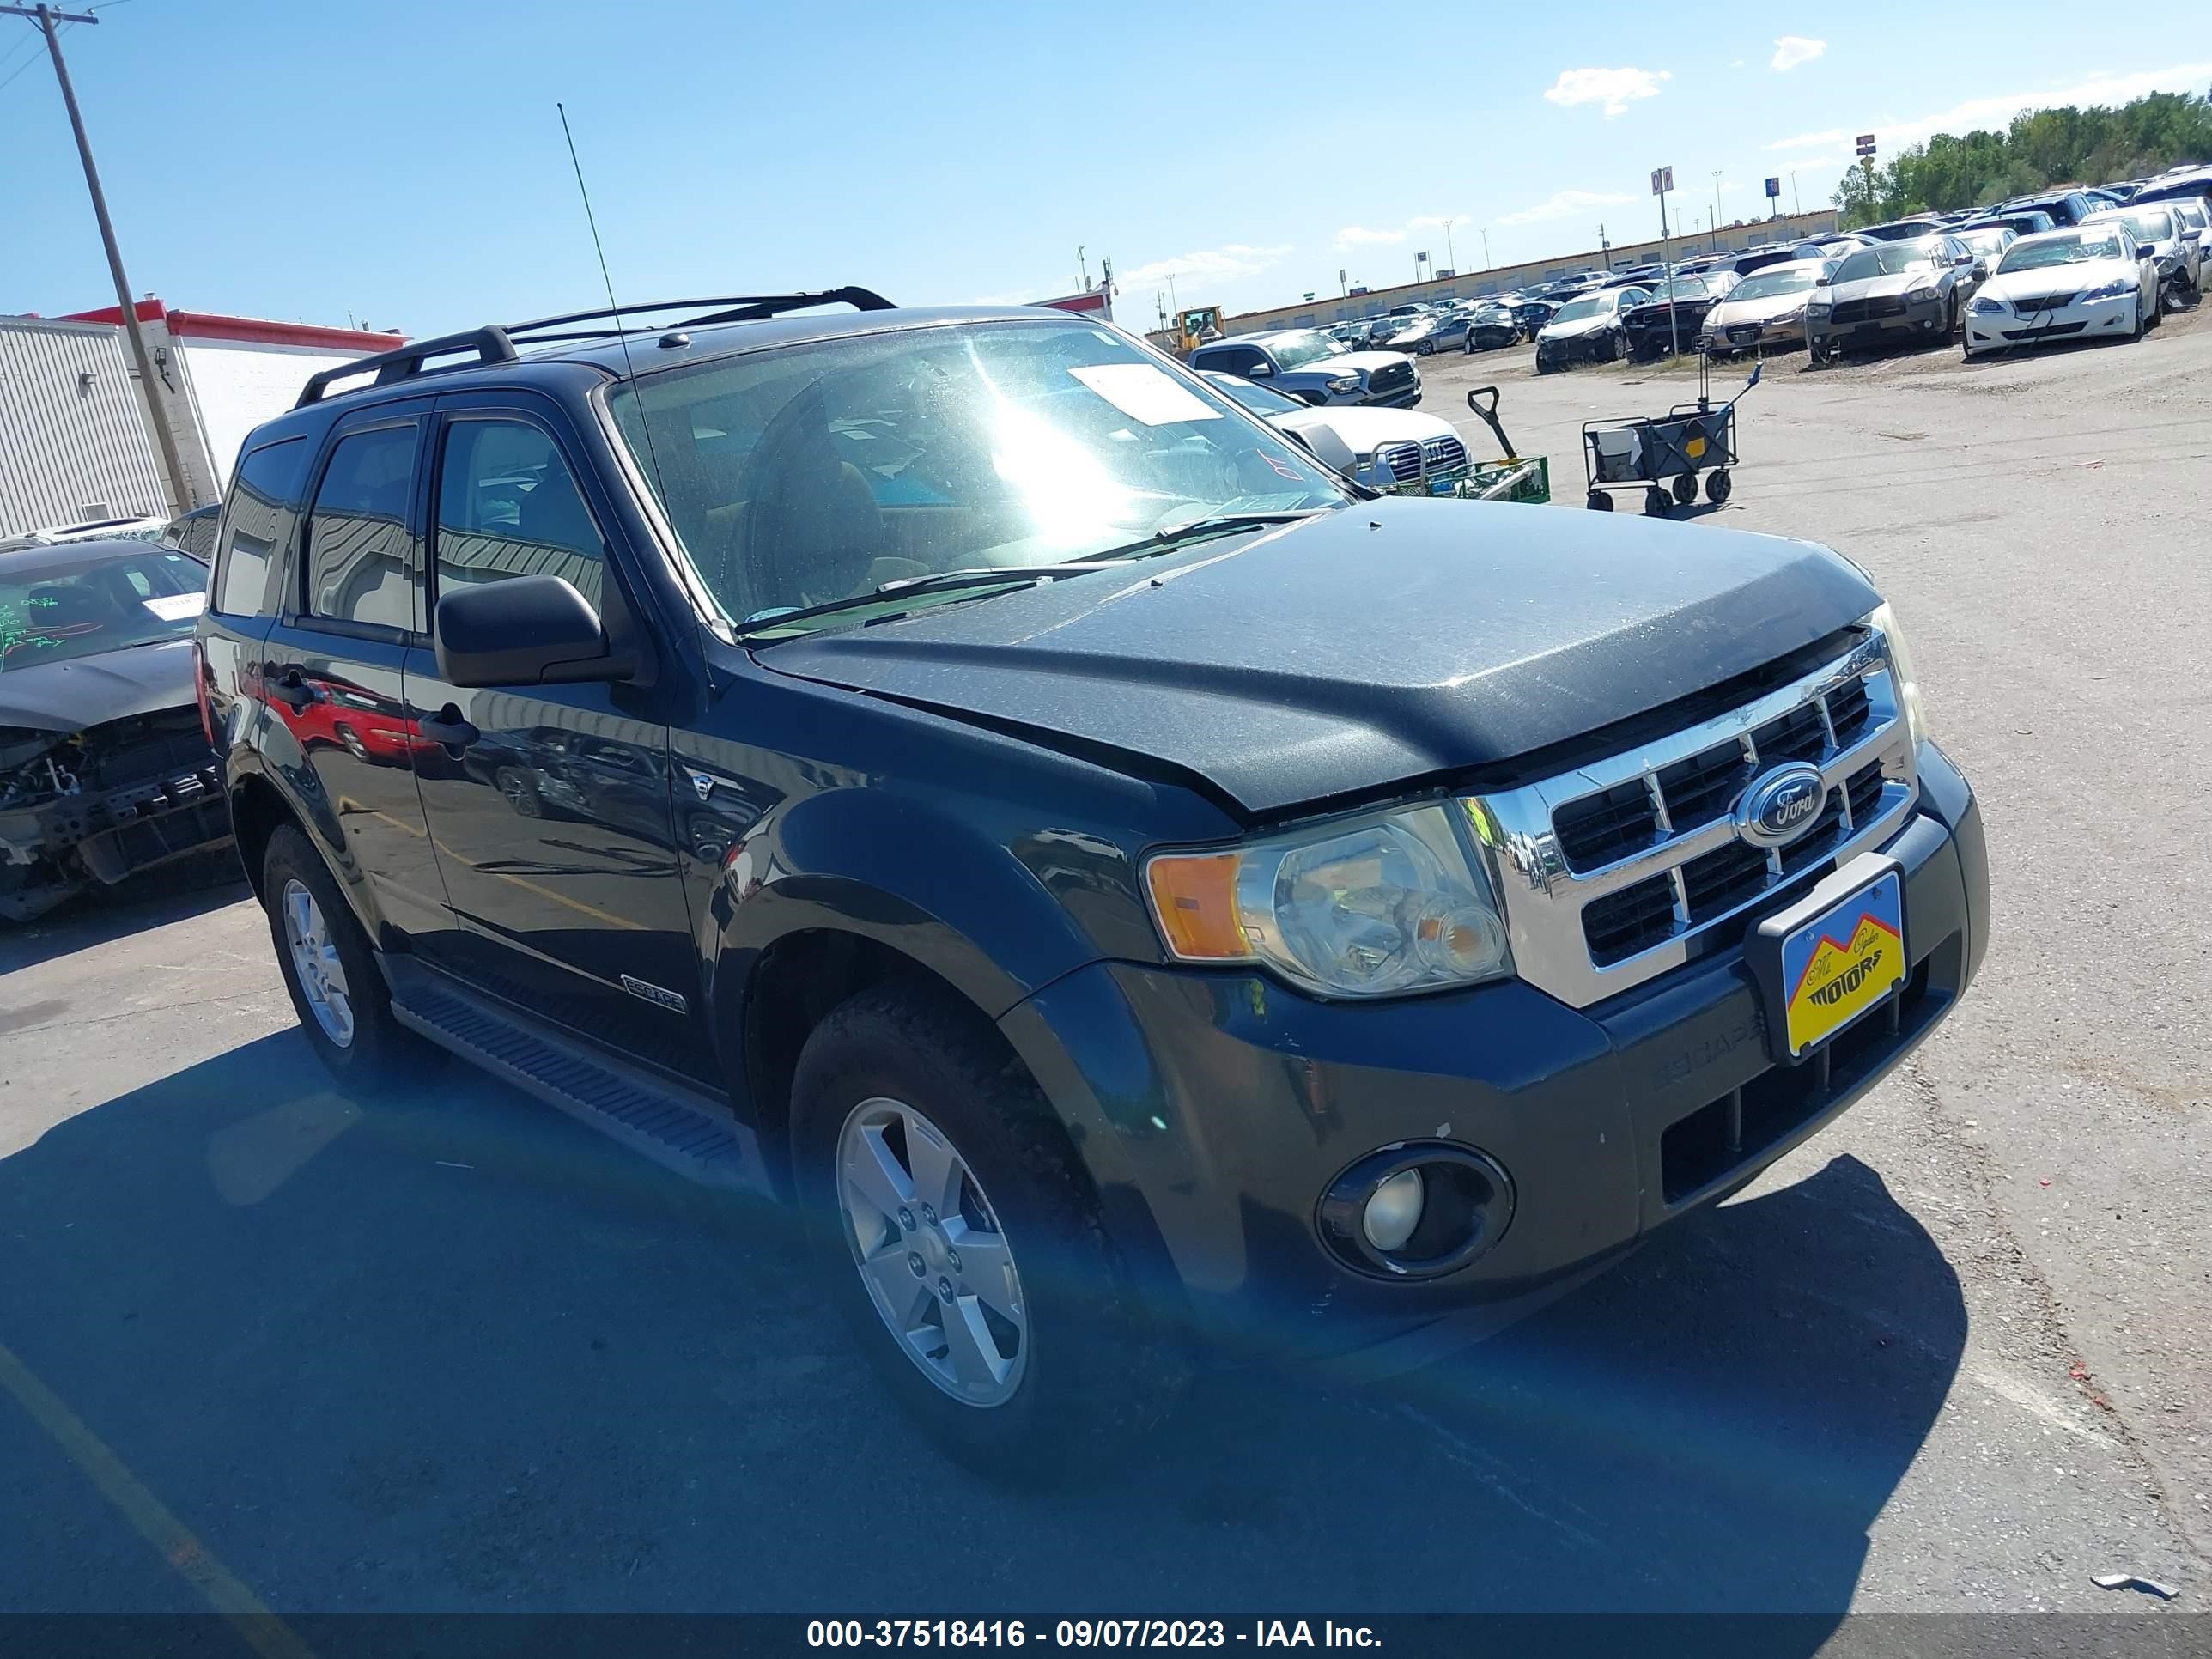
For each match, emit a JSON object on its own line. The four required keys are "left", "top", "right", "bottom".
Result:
{"left": 1442, "top": 219, "right": 1456, "bottom": 274}
{"left": 1790, "top": 171, "right": 1802, "bottom": 216}
{"left": 1077, "top": 246, "right": 1088, "bottom": 290}
{"left": 1599, "top": 223, "right": 1610, "bottom": 263}
{"left": 4, "top": 3, "right": 195, "bottom": 516}
{"left": 1480, "top": 227, "right": 1491, "bottom": 270}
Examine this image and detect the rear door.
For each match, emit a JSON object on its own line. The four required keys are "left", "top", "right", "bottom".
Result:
{"left": 202, "top": 435, "right": 311, "bottom": 798}
{"left": 258, "top": 401, "right": 453, "bottom": 945}
{"left": 402, "top": 391, "right": 710, "bottom": 1079}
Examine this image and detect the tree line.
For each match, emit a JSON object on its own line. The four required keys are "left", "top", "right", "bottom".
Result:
{"left": 1833, "top": 90, "right": 2212, "bottom": 224}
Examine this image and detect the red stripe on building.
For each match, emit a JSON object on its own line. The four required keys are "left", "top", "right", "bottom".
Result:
{"left": 60, "top": 298, "right": 407, "bottom": 352}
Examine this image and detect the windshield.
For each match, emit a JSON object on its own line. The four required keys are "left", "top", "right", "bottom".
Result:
{"left": 1833, "top": 242, "right": 1940, "bottom": 282}
{"left": 1958, "top": 229, "right": 2012, "bottom": 258}
{"left": 1269, "top": 330, "right": 1346, "bottom": 369}
{"left": 1998, "top": 232, "right": 2126, "bottom": 271}
{"left": 1727, "top": 267, "right": 1820, "bottom": 301}
{"left": 607, "top": 321, "right": 1349, "bottom": 632}
{"left": 0, "top": 546, "right": 206, "bottom": 671}
{"left": 1204, "top": 372, "right": 1307, "bottom": 417}
{"left": 1649, "top": 276, "right": 1713, "bottom": 302}
{"left": 1550, "top": 294, "right": 1610, "bottom": 322}
{"left": 2112, "top": 210, "right": 2173, "bottom": 242}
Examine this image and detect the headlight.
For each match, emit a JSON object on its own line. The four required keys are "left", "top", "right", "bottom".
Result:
{"left": 1905, "top": 281, "right": 1939, "bottom": 301}
{"left": 1325, "top": 374, "right": 1362, "bottom": 394}
{"left": 1807, "top": 300, "right": 1832, "bottom": 317}
{"left": 1145, "top": 803, "right": 1511, "bottom": 999}
{"left": 2081, "top": 278, "right": 2134, "bottom": 301}
{"left": 1968, "top": 295, "right": 2007, "bottom": 314}
{"left": 1865, "top": 602, "right": 1928, "bottom": 745}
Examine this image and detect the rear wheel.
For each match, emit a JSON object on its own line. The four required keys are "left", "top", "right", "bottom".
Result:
{"left": 495, "top": 766, "right": 544, "bottom": 817}
{"left": 1586, "top": 490, "right": 1614, "bottom": 511}
{"left": 262, "top": 824, "right": 435, "bottom": 1089}
{"left": 1705, "top": 469, "right": 1733, "bottom": 504}
{"left": 1644, "top": 486, "right": 1671, "bottom": 517}
{"left": 1671, "top": 471, "right": 1699, "bottom": 506}
{"left": 791, "top": 984, "right": 1178, "bottom": 1479}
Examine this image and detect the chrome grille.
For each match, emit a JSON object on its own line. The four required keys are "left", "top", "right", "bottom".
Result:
{"left": 1828, "top": 296, "right": 1909, "bottom": 325}
{"left": 1368, "top": 361, "right": 1416, "bottom": 393}
{"left": 1474, "top": 630, "right": 1919, "bottom": 1007}
{"left": 1382, "top": 434, "right": 1469, "bottom": 483}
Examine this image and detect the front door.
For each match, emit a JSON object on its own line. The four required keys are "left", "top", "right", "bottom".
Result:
{"left": 258, "top": 403, "right": 453, "bottom": 945}
{"left": 403, "top": 394, "right": 710, "bottom": 1079}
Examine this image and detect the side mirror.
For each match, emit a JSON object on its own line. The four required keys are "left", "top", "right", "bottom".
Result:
{"left": 434, "top": 574, "right": 626, "bottom": 688}
{"left": 1954, "top": 251, "right": 1976, "bottom": 266}
{"left": 2138, "top": 243, "right": 2156, "bottom": 260}
{"left": 1246, "top": 360, "right": 1273, "bottom": 377}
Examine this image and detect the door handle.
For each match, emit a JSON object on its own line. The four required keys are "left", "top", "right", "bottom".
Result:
{"left": 267, "top": 670, "right": 315, "bottom": 710}
{"left": 419, "top": 704, "right": 480, "bottom": 750}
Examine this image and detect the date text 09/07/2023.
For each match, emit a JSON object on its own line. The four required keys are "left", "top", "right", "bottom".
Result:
{"left": 806, "top": 1620, "right": 1382, "bottom": 1649}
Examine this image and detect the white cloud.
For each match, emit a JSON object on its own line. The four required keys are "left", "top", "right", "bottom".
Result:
{"left": 1333, "top": 225, "right": 1407, "bottom": 251}
{"left": 1498, "top": 188, "right": 1637, "bottom": 227}
{"left": 1771, "top": 36, "right": 1826, "bottom": 71}
{"left": 1119, "top": 244, "right": 1291, "bottom": 287}
{"left": 1766, "top": 59, "right": 2212, "bottom": 151}
{"left": 1728, "top": 59, "right": 1746, "bottom": 69}
{"left": 1543, "top": 66, "right": 1669, "bottom": 118}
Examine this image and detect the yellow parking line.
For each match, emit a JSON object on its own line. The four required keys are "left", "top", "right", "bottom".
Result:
{"left": 0, "top": 1339, "right": 318, "bottom": 1659}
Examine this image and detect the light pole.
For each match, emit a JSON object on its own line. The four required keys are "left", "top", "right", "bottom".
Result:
{"left": 1480, "top": 227, "right": 1491, "bottom": 270}
{"left": 1442, "top": 218, "right": 1456, "bottom": 273}
{"left": 1790, "top": 171, "right": 1802, "bottom": 215}
{"left": 4, "top": 1, "right": 195, "bottom": 516}
{"left": 1711, "top": 170, "right": 1723, "bottom": 251}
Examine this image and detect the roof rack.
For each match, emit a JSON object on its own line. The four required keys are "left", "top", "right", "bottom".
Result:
{"left": 292, "top": 289, "right": 896, "bottom": 409}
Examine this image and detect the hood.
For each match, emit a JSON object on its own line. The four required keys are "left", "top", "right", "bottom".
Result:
{"left": 1301, "top": 349, "right": 1408, "bottom": 376}
{"left": 1707, "top": 290, "right": 1812, "bottom": 325}
{"left": 1277, "top": 405, "right": 1454, "bottom": 455}
{"left": 757, "top": 499, "right": 1879, "bottom": 817}
{"left": 1539, "top": 313, "right": 1616, "bottom": 341}
{"left": 0, "top": 636, "right": 198, "bottom": 735}
{"left": 1825, "top": 270, "right": 1939, "bottom": 303}
{"left": 1980, "top": 259, "right": 2133, "bottom": 301}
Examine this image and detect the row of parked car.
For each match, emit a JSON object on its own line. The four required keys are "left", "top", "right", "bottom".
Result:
{"left": 1526, "top": 162, "right": 2210, "bottom": 371}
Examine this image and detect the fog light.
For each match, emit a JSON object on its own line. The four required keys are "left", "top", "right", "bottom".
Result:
{"left": 1361, "top": 1168, "right": 1425, "bottom": 1252}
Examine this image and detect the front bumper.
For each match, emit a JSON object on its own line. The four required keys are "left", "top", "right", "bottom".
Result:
{"left": 1000, "top": 742, "right": 1986, "bottom": 1371}
{"left": 0, "top": 750, "right": 229, "bottom": 919}
{"left": 1808, "top": 294, "right": 1950, "bottom": 354}
{"left": 1703, "top": 314, "right": 1810, "bottom": 354}
{"left": 1964, "top": 292, "right": 2136, "bottom": 351}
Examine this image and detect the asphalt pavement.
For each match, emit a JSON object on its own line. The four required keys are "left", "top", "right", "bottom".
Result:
{"left": 2, "top": 313, "right": 2209, "bottom": 1626}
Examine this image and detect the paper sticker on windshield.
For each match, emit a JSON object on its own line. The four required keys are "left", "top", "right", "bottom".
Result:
{"left": 1069, "top": 364, "right": 1221, "bottom": 427}
{"left": 143, "top": 592, "right": 205, "bottom": 622}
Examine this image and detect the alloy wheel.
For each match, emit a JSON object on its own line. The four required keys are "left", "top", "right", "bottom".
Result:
{"left": 281, "top": 878, "right": 355, "bottom": 1047}
{"left": 836, "top": 1097, "right": 1029, "bottom": 1407}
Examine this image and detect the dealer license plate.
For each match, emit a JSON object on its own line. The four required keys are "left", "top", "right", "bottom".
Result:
{"left": 1729, "top": 325, "right": 1760, "bottom": 342}
{"left": 1777, "top": 869, "right": 1905, "bottom": 1056}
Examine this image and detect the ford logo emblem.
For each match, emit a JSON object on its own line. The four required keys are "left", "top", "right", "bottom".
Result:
{"left": 1735, "top": 763, "right": 1828, "bottom": 848}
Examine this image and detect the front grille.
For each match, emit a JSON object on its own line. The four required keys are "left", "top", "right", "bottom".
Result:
{"left": 1381, "top": 434, "right": 1469, "bottom": 483}
{"left": 2014, "top": 292, "right": 2076, "bottom": 312}
{"left": 1828, "top": 296, "right": 1910, "bottom": 325}
{"left": 1367, "top": 361, "right": 1415, "bottom": 394}
{"left": 2002, "top": 321, "right": 2087, "bottom": 338}
{"left": 1480, "top": 630, "right": 1920, "bottom": 1008}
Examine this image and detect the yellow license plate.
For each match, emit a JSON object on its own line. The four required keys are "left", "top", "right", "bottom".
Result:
{"left": 1780, "top": 871, "right": 1905, "bottom": 1056}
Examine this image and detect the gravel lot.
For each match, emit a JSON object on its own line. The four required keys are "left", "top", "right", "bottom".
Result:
{"left": 2, "top": 312, "right": 2208, "bottom": 1625}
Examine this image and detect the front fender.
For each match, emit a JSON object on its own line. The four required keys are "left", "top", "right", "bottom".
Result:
{"left": 700, "top": 784, "right": 1108, "bottom": 1045}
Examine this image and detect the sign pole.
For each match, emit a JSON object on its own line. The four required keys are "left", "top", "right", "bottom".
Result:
{"left": 1652, "top": 164, "right": 1678, "bottom": 359}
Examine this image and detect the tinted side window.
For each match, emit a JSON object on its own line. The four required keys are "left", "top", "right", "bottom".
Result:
{"left": 305, "top": 425, "right": 418, "bottom": 631}
{"left": 433, "top": 420, "right": 605, "bottom": 612}
{"left": 212, "top": 437, "right": 307, "bottom": 617}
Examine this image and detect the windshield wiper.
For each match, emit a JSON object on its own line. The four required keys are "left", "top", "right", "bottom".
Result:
{"left": 733, "top": 512, "right": 1331, "bottom": 639}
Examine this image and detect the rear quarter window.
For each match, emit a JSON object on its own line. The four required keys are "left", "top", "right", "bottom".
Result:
{"left": 212, "top": 438, "right": 309, "bottom": 617}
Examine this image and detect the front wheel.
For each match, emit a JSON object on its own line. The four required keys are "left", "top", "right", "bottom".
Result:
{"left": 1418, "top": 340, "right": 1435, "bottom": 356}
{"left": 1586, "top": 490, "right": 1614, "bottom": 511}
{"left": 1644, "top": 486, "right": 1671, "bottom": 517}
{"left": 1671, "top": 471, "right": 1699, "bottom": 506}
{"left": 792, "top": 985, "right": 1178, "bottom": 1478}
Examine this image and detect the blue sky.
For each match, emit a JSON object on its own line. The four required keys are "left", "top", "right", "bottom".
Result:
{"left": 3, "top": 0, "right": 2207, "bottom": 335}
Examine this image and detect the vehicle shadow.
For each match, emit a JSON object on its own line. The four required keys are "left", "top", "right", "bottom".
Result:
{"left": 0, "top": 1039, "right": 1960, "bottom": 1627}
{"left": 0, "top": 852, "right": 247, "bottom": 978}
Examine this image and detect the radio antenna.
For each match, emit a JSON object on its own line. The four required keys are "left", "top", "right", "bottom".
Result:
{"left": 556, "top": 101, "right": 671, "bottom": 507}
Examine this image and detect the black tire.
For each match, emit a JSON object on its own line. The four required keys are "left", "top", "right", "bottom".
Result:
{"left": 335, "top": 723, "right": 368, "bottom": 763}
{"left": 1418, "top": 340, "right": 1434, "bottom": 356}
{"left": 1644, "top": 486, "right": 1671, "bottom": 517}
{"left": 791, "top": 983, "right": 1179, "bottom": 1479}
{"left": 1705, "top": 469, "right": 1733, "bottom": 504}
{"left": 261, "top": 823, "right": 435, "bottom": 1090}
{"left": 1586, "top": 490, "right": 1614, "bottom": 511}
{"left": 1671, "top": 471, "right": 1699, "bottom": 506}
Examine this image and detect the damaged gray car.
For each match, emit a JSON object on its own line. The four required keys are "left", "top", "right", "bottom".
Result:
{"left": 0, "top": 539, "right": 229, "bottom": 921}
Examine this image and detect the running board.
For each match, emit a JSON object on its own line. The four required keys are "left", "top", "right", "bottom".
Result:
{"left": 386, "top": 966, "right": 772, "bottom": 1197}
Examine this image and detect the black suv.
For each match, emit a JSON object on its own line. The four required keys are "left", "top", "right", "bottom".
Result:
{"left": 198, "top": 291, "right": 1989, "bottom": 1469}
